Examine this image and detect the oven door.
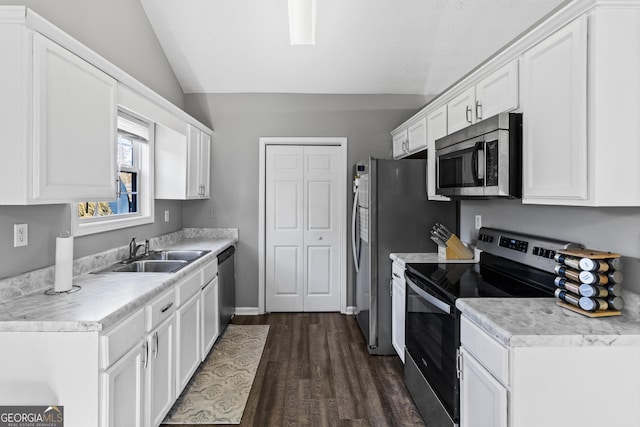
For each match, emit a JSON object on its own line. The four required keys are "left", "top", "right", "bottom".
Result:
{"left": 436, "top": 137, "right": 486, "bottom": 197}
{"left": 405, "top": 272, "right": 459, "bottom": 426}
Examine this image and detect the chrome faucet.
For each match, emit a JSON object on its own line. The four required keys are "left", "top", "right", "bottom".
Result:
{"left": 129, "top": 237, "right": 150, "bottom": 259}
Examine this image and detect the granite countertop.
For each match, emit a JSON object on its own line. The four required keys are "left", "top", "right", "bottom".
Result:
{"left": 0, "top": 233, "right": 236, "bottom": 333}
{"left": 389, "top": 252, "right": 479, "bottom": 267}
{"left": 457, "top": 298, "right": 640, "bottom": 348}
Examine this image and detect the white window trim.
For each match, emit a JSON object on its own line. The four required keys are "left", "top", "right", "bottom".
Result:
{"left": 71, "top": 111, "right": 155, "bottom": 236}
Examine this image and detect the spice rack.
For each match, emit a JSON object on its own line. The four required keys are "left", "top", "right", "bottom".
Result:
{"left": 554, "top": 248, "right": 624, "bottom": 318}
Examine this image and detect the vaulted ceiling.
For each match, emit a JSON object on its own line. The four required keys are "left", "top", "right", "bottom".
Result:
{"left": 140, "top": 0, "right": 568, "bottom": 95}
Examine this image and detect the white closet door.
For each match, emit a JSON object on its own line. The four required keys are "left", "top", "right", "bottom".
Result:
{"left": 266, "top": 145, "right": 341, "bottom": 312}
{"left": 303, "top": 146, "right": 340, "bottom": 311}
{"left": 266, "top": 145, "right": 305, "bottom": 312}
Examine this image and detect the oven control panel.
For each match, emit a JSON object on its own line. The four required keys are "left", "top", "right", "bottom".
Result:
{"left": 477, "top": 228, "right": 583, "bottom": 273}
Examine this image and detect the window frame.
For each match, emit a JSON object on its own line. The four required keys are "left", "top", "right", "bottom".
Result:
{"left": 71, "top": 109, "right": 155, "bottom": 236}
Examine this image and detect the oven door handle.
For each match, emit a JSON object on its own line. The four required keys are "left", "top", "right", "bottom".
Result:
{"left": 405, "top": 273, "right": 452, "bottom": 315}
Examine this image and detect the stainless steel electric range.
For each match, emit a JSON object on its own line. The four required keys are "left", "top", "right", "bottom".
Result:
{"left": 403, "top": 227, "right": 581, "bottom": 426}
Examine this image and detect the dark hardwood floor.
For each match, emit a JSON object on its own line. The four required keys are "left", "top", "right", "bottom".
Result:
{"left": 163, "top": 312, "right": 426, "bottom": 427}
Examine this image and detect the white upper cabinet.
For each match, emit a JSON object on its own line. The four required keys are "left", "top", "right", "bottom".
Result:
{"left": 447, "top": 86, "right": 477, "bottom": 134}
{"left": 426, "top": 105, "right": 450, "bottom": 201}
{"left": 522, "top": 7, "right": 640, "bottom": 206}
{"left": 522, "top": 17, "right": 588, "bottom": 203}
{"left": 0, "top": 27, "right": 117, "bottom": 204}
{"left": 155, "top": 123, "right": 212, "bottom": 200}
{"left": 391, "top": 117, "right": 427, "bottom": 159}
{"left": 448, "top": 60, "right": 519, "bottom": 134}
{"left": 392, "top": 128, "right": 408, "bottom": 159}
{"left": 475, "top": 60, "right": 519, "bottom": 122}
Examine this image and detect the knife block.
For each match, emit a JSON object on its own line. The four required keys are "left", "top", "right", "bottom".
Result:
{"left": 436, "top": 235, "right": 475, "bottom": 260}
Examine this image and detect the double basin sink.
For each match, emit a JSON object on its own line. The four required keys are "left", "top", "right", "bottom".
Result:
{"left": 93, "top": 250, "right": 211, "bottom": 274}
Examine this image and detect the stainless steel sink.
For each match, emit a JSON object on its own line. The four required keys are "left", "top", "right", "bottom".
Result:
{"left": 92, "top": 249, "right": 210, "bottom": 274}
{"left": 142, "top": 250, "right": 210, "bottom": 262}
{"left": 95, "top": 260, "right": 187, "bottom": 273}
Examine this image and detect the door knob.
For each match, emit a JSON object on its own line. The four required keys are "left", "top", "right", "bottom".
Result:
{"left": 318, "top": 236, "right": 323, "bottom": 240}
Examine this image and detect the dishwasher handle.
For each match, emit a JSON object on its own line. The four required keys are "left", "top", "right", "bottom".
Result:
{"left": 217, "top": 246, "right": 235, "bottom": 263}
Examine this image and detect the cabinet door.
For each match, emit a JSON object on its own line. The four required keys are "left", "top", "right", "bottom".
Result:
{"left": 426, "top": 106, "right": 450, "bottom": 201}
{"left": 33, "top": 33, "right": 117, "bottom": 202}
{"left": 460, "top": 348, "right": 507, "bottom": 427}
{"left": 391, "top": 277, "right": 405, "bottom": 363}
{"left": 186, "top": 124, "right": 201, "bottom": 199}
{"left": 392, "top": 129, "right": 408, "bottom": 159}
{"left": 522, "top": 17, "right": 588, "bottom": 202}
{"left": 407, "top": 117, "right": 427, "bottom": 153}
{"left": 146, "top": 317, "right": 175, "bottom": 427}
{"left": 447, "top": 86, "right": 475, "bottom": 133}
{"left": 102, "top": 342, "right": 145, "bottom": 427}
{"left": 200, "top": 277, "right": 219, "bottom": 361}
{"left": 176, "top": 293, "right": 201, "bottom": 395}
{"left": 475, "top": 60, "right": 519, "bottom": 121}
{"left": 199, "top": 132, "right": 211, "bottom": 198}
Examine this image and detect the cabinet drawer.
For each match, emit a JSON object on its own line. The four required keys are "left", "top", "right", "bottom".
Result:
{"left": 100, "top": 308, "right": 145, "bottom": 369}
{"left": 202, "top": 258, "right": 218, "bottom": 284}
{"left": 460, "top": 316, "right": 509, "bottom": 385}
{"left": 392, "top": 262, "right": 406, "bottom": 284}
{"left": 175, "top": 269, "right": 202, "bottom": 307}
{"left": 147, "top": 289, "right": 176, "bottom": 332}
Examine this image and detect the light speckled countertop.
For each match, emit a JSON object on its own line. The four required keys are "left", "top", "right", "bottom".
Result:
{"left": 457, "top": 298, "right": 640, "bottom": 347}
{"left": 389, "top": 252, "right": 479, "bottom": 267}
{"left": 0, "top": 236, "right": 235, "bottom": 333}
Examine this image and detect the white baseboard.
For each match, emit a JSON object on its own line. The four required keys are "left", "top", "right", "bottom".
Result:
{"left": 345, "top": 306, "right": 356, "bottom": 315}
{"left": 235, "top": 307, "right": 260, "bottom": 316}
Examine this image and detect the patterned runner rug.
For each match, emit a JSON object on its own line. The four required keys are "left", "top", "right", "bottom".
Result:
{"left": 163, "top": 324, "right": 270, "bottom": 424}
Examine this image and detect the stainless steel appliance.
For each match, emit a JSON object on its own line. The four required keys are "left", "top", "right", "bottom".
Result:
{"left": 404, "top": 227, "right": 581, "bottom": 426}
{"left": 217, "top": 246, "right": 235, "bottom": 333}
{"left": 435, "top": 113, "right": 522, "bottom": 198}
{"left": 352, "top": 157, "right": 456, "bottom": 355}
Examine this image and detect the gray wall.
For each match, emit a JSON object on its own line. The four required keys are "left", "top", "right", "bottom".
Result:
{"left": 0, "top": 0, "right": 186, "bottom": 279}
{"left": 183, "top": 93, "right": 431, "bottom": 309}
{"left": 460, "top": 199, "right": 640, "bottom": 294}
{"left": 0, "top": 0, "right": 184, "bottom": 107}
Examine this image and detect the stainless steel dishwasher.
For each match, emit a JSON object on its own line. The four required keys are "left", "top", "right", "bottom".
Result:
{"left": 217, "top": 246, "right": 235, "bottom": 333}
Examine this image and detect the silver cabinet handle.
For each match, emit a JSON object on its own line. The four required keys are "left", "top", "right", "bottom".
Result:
{"left": 465, "top": 105, "right": 473, "bottom": 123}
{"left": 154, "top": 332, "right": 159, "bottom": 359}
{"left": 160, "top": 302, "right": 173, "bottom": 313}
{"left": 475, "top": 100, "right": 482, "bottom": 121}
{"left": 142, "top": 341, "right": 148, "bottom": 370}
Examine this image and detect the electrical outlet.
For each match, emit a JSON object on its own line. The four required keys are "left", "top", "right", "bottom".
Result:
{"left": 210, "top": 207, "right": 216, "bottom": 219}
{"left": 164, "top": 210, "right": 170, "bottom": 222}
{"left": 14, "top": 223, "right": 28, "bottom": 247}
{"left": 475, "top": 215, "right": 482, "bottom": 230}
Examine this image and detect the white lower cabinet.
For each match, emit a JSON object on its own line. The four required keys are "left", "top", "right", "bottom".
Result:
{"left": 460, "top": 314, "right": 640, "bottom": 427}
{"left": 175, "top": 268, "right": 205, "bottom": 396}
{"left": 143, "top": 289, "right": 176, "bottom": 427}
{"left": 459, "top": 348, "right": 507, "bottom": 427}
{"left": 390, "top": 260, "right": 406, "bottom": 363}
{"left": 102, "top": 342, "right": 145, "bottom": 427}
{"left": 200, "top": 276, "right": 219, "bottom": 361}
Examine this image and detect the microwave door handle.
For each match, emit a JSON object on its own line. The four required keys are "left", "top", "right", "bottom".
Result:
{"left": 477, "top": 145, "right": 485, "bottom": 181}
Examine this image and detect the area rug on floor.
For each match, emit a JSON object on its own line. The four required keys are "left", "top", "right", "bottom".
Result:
{"left": 163, "top": 324, "right": 270, "bottom": 425}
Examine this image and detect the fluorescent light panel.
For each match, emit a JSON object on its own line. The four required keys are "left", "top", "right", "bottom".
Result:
{"left": 288, "top": 0, "right": 316, "bottom": 45}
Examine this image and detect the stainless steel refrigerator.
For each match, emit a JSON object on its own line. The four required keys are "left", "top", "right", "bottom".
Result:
{"left": 352, "top": 157, "right": 456, "bottom": 355}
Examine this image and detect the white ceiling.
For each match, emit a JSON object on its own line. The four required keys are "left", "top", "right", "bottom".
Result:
{"left": 140, "top": 0, "right": 568, "bottom": 95}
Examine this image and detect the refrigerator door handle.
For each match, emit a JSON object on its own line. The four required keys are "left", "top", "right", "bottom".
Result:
{"left": 351, "top": 187, "right": 360, "bottom": 273}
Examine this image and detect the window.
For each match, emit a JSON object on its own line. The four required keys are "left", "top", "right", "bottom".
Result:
{"left": 72, "top": 111, "right": 154, "bottom": 236}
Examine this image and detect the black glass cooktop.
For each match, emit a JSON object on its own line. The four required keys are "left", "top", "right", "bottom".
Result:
{"left": 405, "top": 252, "right": 555, "bottom": 306}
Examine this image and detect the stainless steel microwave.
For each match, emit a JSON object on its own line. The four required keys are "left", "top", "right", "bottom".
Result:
{"left": 435, "top": 113, "right": 522, "bottom": 198}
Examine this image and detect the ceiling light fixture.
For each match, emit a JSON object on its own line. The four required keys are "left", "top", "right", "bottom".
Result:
{"left": 288, "top": 0, "right": 316, "bottom": 45}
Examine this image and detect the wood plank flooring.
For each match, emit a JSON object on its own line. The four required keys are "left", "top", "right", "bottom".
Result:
{"left": 162, "top": 312, "right": 426, "bottom": 427}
